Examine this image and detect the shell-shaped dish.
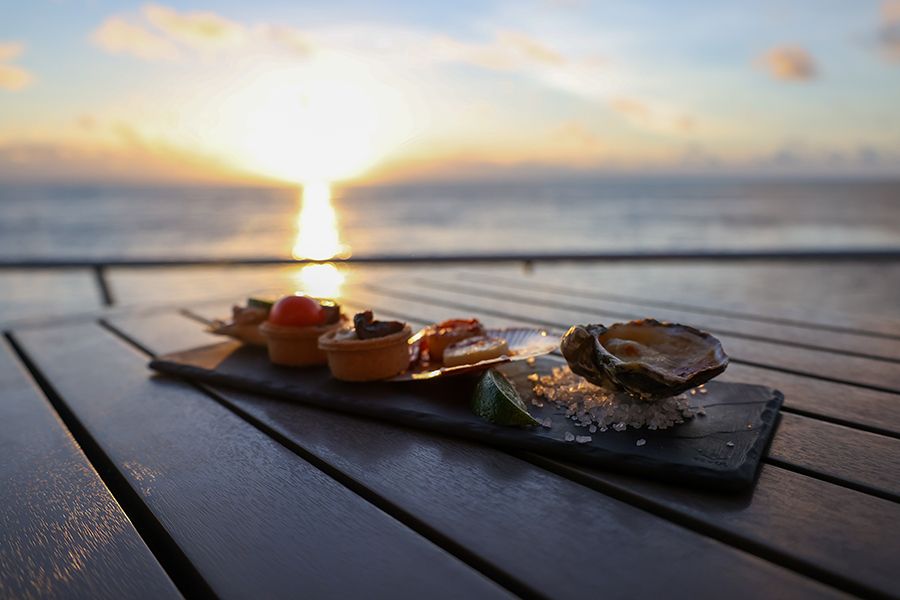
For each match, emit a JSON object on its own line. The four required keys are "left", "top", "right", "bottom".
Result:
{"left": 560, "top": 319, "right": 729, "bottom": 400}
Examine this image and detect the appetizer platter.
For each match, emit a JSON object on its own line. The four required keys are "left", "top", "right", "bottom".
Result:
{"left": 152, "top": 293, "right": 784, "bottom": 491}
{"left": 210, "top": 298, "right": 558, "bottom": 381}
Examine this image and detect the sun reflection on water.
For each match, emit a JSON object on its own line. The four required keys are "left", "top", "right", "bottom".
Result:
{"left": 291, "top": 181, "right": 350, "bottom": 299}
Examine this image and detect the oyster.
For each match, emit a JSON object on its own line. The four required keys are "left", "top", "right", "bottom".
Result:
{"left": 560, "top": 319, "right": 729, "bottom": 399}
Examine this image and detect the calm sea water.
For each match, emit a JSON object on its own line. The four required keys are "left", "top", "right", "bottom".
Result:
{"left": 0, "top": 179, "right": 898, "bottom": 259}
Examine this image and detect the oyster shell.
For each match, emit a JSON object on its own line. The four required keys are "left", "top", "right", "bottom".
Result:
{"left": 560, "top": 319, "right": 729, "bottom": 399}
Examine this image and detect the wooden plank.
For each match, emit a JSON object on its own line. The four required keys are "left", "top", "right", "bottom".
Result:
{"left": 0, "top": 271, "right": 102, "bottom": 326}
{"left": 363, "top": 279, "right": 900, "bottom": 393}
{"left": 432, "top": 274, "right": 900, "bottom": 362}
{"left": 720, "top": 363, "right": 900, "bottom": 438}
{"left": 768, "top": 413, "right": 900, "bottom": 501}
{"left": 11, "top": 323, "right": 508, "bottom": 600}
{"left": 0, "top": 339, "right": 180, "bottom": 600}
{"left": 107, "top": 310, "right": 851, "bottom": 600}
{"left": 528, "top": 458, "right": 900, "bottom": 600}
{"left": 458, "top": 268, "right": 900, "bottom": 341}
{"left": 513, "top": 262, "right": 900, "bottom": 338}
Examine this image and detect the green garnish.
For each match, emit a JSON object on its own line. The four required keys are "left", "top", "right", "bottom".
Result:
{"left": 472, "top": 369, "right": 540, "bottom": 427}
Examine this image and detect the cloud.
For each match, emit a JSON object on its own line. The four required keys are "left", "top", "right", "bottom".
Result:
{"left": 0, "top": 64, "right": 33, "bottom": 91}
{"left": 758, "top": 46, "right": 817, "bottom": 81}
{"left": 91, "top": 17, "right": 180, "bottom": 61}
{"left": 879, "top": 0, "right": 900, "bottom": 62}
{"left": 255, "top": 24, "right": 313, "bottom": 57}
{"left": 0, "top": 41, "right": 24, "bottom": 62}
{"left": 0, "top": 41, "right": 34, "bottom": 91}
{"left": 610, "top": 97, "right": 696, "bottom": 134}
{"left": 0, "top": 125, "right": 262, "bottom": 185}
{"left": 142, "top": 4, "right": 245, "bottom": 51}
{"left": 432, "top": 30, "right": 566, "bottom": 71}
{"left": 92, "top": 5, "right": 310, "bottom": 62}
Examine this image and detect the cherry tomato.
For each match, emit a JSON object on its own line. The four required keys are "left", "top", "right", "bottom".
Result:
{"left": 268, "top": 295, "right": 324, "bottom": 327}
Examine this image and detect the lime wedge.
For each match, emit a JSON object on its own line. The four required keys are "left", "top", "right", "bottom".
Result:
{"left": 472, "top": 369, "right": 540, "bottom": 427}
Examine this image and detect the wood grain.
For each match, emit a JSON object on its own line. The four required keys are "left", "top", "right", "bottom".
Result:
{"left": 12, "top": 323, "right": 508, "bottom": 600}
{"left": 529, "top": 458, "right": 900, "bottom": 600}
{"left": 107, "top": 310, "right": 849, "bottom": 600}
{"left": 332, "top": 284, "right": 900, "bottom": 597}
{"left": 0, "top": 339, "right": 179, "bottom": 600}
{"left": 437, "top": 273, "right": 900, "bottom": 362}
{"left": 492, "top": 262, "right": 900, "bottom": 338}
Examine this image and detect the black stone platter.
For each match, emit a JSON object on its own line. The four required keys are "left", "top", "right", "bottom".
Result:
{"left": 150, "top": 340, "right": 783, "bottom": 492}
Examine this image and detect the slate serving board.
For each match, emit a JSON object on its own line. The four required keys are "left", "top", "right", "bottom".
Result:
{"left": 150, "top": 340, "right": 783, "bottom": 491}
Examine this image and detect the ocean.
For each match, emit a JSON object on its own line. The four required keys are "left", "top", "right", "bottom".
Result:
{"left": 1, "top": 178, "right": 898, "bottom": 260}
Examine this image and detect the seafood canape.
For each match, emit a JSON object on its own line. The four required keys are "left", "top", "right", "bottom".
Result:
{"left": 443, "top": 335, "right": 510, "bottom": 367}
{"left": 319, "top": 311, "right": 413, "bottom": 381}
{"left": 259, "top": 295, "right": 343, "bottom": 367}
{"left": 423, "top": 318, "right": 486, "bottom": 362}
{"left": 207, "top": 298, "right": 274, "bottom": 346}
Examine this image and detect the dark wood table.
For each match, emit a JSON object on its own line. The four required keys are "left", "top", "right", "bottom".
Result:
{"left": 2, "top": 264, "right": 899, "bottom": 599}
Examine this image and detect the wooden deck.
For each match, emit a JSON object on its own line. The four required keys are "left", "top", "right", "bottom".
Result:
{"left": 2, "top": 261, "right": 899, "bottom": 599}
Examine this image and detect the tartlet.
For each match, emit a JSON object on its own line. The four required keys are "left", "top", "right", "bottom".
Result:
{"left": 319, "top": 311, "right": 413, "bottom": 381}
{"left": 260, "top": 320, "right": 342, "bottom": 366}
{"left": 259, "top": 295, "right": 343, "bottom": 367}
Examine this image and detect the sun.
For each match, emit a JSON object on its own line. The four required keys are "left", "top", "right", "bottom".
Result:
{"left": 212, "top": 56, "right": 411, "bottom": 185}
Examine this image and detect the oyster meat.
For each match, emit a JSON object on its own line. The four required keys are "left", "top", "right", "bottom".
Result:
{"left": 560, "top": 319, "right": 729, "bottom": 399}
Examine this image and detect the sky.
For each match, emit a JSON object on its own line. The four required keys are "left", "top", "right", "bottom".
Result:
{"left": 0, "top": 0, "right": 898, "bottom": 185}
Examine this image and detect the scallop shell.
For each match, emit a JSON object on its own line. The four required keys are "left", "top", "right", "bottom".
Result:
{"left": 560, "top": 319, "right": 729, "bottom": 400}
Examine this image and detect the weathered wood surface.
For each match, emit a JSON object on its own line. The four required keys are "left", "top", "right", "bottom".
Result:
{"left": 5, "top": 262, "right": 899, "bottom": 599}
{"left": 0, "top": 271, "right": 102, "bottom": 327}
{"left": 334, "top": 284, "right": 900, "bottom": 598}
{"left": 106, "top": 310, "right": 848, "bottom": 600}
{"left": 0, "top": 339, "right": 179, "bottom": 600}
{"left": 12, "top": 323, "right": 508, "bottom": 600}
{"left": 432, "top": 273, "right": 900, "bottom": 362}
{"left": 508, "top": 263, "right": 900, "bottom": 337}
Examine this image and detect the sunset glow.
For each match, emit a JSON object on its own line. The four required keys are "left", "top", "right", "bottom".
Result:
{"left": 1, "top": 2, "right": 899, "bottom": 183}
{"left": 293, "top": 263, "right": 346, "bottom": 299}
{"left": 292, "top": 181, "right": 347, "bottom": 260}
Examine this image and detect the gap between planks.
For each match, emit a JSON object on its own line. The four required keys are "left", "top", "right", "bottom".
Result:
{"left": 3, "top": 331, "right": 217, "bottom": 600}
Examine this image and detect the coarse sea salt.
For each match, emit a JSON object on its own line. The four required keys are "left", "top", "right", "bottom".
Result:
{"left": 530, "top": 366, "right": 698, "bottom": 431}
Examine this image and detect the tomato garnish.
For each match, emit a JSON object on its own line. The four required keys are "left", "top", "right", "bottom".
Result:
{"left": 268, "top": 295, "right": 325, "bottom": 327}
